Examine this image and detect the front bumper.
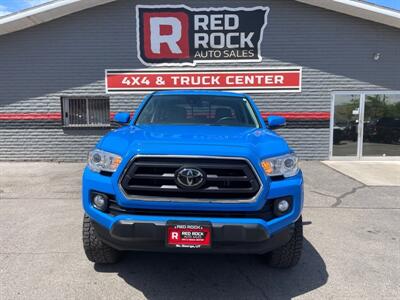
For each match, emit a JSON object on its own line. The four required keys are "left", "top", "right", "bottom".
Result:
{"left": 82, "top": 163, "right": 303, "bottom": 254}
{"left": 92, "top": 218, "right": 294, "bottom": 254}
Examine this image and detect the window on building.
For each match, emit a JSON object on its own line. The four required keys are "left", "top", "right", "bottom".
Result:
{"left": 62, "top": 97, "right": 110, "bottom": 127}
{"left": 331, "top": 92, "right": 400, "bottom": 158}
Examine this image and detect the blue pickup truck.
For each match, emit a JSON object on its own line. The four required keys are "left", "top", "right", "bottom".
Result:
{"left": 82, "top": 90, "right": 303, "bottom": 268}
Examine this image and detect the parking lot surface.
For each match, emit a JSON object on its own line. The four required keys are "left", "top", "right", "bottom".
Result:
{"left": 0, "top": 162, "right": 399, "bottom": 299}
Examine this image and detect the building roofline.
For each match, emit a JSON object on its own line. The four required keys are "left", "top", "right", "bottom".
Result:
{"left": 296, "top": 0, "right": 400, "bottom": 29}
{"left": 0, "top": 0, "right": 117, "bottom": 36}
{"left": 0, "top": 0, "right": 399, "bottom": 36}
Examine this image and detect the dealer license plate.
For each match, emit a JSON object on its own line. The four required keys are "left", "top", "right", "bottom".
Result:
{"left": 166, "top": 222, "right": 211, "bottom": 249}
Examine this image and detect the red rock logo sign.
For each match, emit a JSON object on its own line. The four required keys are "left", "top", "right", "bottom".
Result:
{"left": 136, "top": 5, "right": 269, "bottom": 66}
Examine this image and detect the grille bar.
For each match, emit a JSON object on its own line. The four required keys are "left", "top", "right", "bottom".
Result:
{"left": 108, "top": 198, "right": 274, "bottom": 220}
{"left": 119, "top": 156, "right": 262, "bottom": 202}
{"left": 124, "top": 185, "right": 256, "bottom": 193}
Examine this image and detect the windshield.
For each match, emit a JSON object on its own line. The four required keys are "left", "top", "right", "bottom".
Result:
{"left": 135, "top": 95, "right": 260, "bottom": 128}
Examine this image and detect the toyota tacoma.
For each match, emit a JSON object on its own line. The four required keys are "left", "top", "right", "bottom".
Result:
{"left": 82, "top": 90, "right": 304, "bottom": 268}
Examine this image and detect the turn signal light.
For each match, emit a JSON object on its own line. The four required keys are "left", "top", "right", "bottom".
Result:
{"left": 261, "top": 160, "right": 273, "bottom": 174}
{"left": 110, "top": 156, "right": 122, "bottom": 170}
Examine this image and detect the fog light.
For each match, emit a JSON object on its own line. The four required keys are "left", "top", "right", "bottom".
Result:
{"left": 92, "top": 193, "right": 108, "bottom": 211}
{"left": 273, "top": 197, "right": 292, "bottom": 217}
{"left": 278, "top": 200, "right": 289, "bottom": 212}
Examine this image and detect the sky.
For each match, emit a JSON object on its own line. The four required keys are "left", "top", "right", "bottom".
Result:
{"left": 0, "top": 0, "right": 400, "bottom": 17}
{"left": 0, "top": 1, "right": 51, "bottom": 16}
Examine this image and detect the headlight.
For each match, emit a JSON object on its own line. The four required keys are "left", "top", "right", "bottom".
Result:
{"left": 261, "top": 153, "right": 299, "bottom": 178}
{"left": 88, "top": 149, "right": 122, "bottom": 173}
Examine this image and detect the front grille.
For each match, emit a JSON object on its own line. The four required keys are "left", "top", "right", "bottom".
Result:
{"left": 119, "top": 156, "right": 261, "bottom": 201}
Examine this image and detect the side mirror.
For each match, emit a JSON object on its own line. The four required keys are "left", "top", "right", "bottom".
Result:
{"left": 113, "top": 112, "right": 131, "bottom": 125}
{"left": 266, "top": 116, "right": 286, "bottom": 129}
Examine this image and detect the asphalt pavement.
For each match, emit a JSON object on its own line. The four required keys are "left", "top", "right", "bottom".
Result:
{"left": 0, "top": 161, "right": 399, "bottom": 299}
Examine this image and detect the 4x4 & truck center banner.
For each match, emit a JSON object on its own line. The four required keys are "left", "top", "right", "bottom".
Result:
{"left": 106, "top": 68, "right": 302, "bottom": 93}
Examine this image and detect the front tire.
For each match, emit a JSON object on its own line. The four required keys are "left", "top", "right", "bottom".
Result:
{"left": 82, "top": 214, "right": 121, "bottom": 264}
{"left": 265, "top": 216, "right": 303, "bottom": 268}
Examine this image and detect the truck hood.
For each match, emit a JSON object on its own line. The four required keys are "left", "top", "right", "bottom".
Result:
{"left": 98, "top": 125, "right": 291, "bottom": 159}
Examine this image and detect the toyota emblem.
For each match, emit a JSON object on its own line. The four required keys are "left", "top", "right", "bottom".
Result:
{"left": 175, "top": 167, "right": 205, "bottom": 189}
